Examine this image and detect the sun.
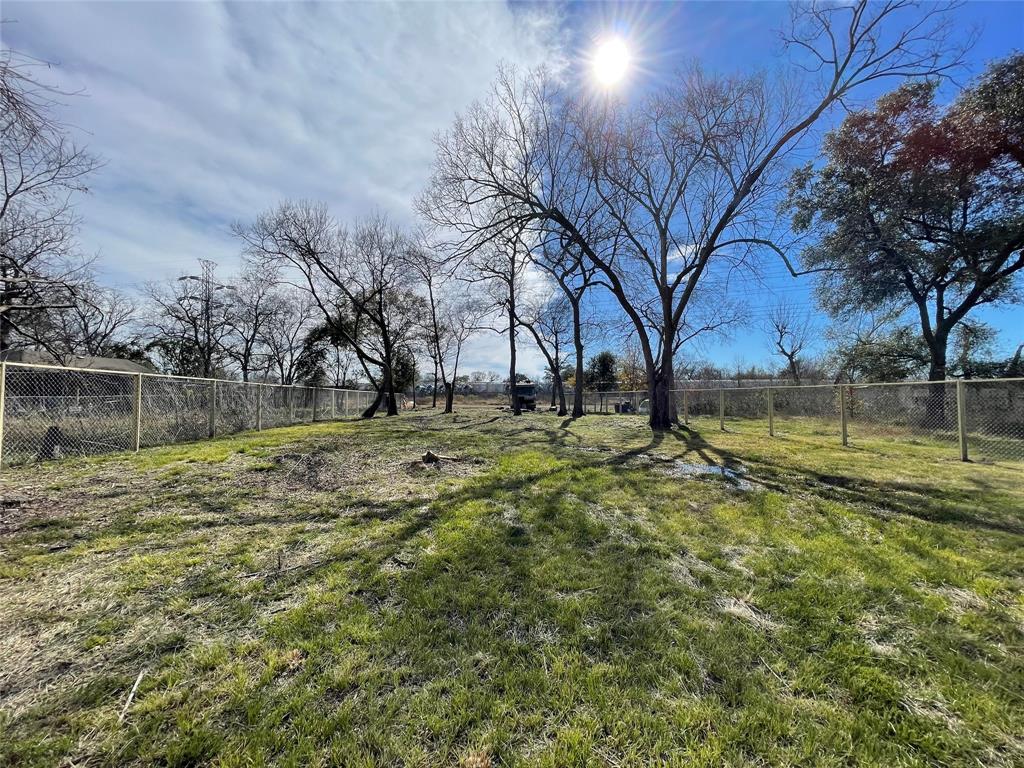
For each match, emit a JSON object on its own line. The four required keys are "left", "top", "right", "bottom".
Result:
{"left": 592, "top": 36, "right": 630, "bottom": 87}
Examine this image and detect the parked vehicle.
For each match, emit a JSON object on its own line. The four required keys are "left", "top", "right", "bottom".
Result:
{"left": 507, "top": 380, "right": 537, "bottom": 411}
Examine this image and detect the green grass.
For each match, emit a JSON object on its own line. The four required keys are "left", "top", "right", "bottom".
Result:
{"left": 0, "top": 411, "right": 1021, "bottom": 767}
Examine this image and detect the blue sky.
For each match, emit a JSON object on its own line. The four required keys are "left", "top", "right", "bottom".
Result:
{"left": 3, "top": 1, "right": 1022, "bottom": 378}
{"left": 557, "top": 0, "right": 1024, "bottom": 372}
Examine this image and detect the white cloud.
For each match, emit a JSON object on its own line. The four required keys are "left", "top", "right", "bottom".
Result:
{"left": 459, "top": 330, "right": 548, "bottom": 382}
{"left": 668, "top": 243, "right": 697, "bottom": 264}
{"left": 3, "top": 0, "right": 563, "bottom": 287}
{"left": 3, "top": 1, "right": 564, "bottom": 374}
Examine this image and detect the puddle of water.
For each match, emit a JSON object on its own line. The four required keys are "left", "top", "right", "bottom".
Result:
{"left": 571, "top": 445, "right": 757, "bottom": 492}
{"left": 660, "top": 460, "right": 755, "bottom": 492}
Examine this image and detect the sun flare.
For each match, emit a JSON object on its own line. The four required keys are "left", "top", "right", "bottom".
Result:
{"left": 592, "top": 36, "right": 630, "bottom": 87}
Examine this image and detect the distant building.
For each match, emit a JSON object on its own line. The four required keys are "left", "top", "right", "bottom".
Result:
{"left": 467, "top": 381, "right": 505, "bottom": 394}
{"left": 0, "top": 349, "right": 152, "bottom": 374}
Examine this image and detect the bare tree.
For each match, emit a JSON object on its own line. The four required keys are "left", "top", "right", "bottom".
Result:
{"left": 765, "top": 302, "right": 813, "bottom": 382}
{"left": 259, "top": 287, "right": 318, "bottom": 384}
{"left": 464, "top": 229, "right": 533, "bottom": 415}
{"left": 325, "top": 345, "right": 358, "bottom": 388}
{"left": 67, "top": 284, "right": 136, "bottom": 359}
{"left": 1, "top": 47, "right": 101, "bottom": 352}
{"left": 236, "top": 203, "right": 423, "bottom": 417}
{"left": 436, "top": 293, "right": 485, "bottom": 413}
{"left": 516, "top": 290, "right": 571, "bottom": 415}
{"left": 405, "top": 241, "right": 448, "bottom": 408}
{"left": 143, "top": 259, "right": 234, "bottom": 377}
{"left": 406, "top": 242, "right": 485, "bottom": 413}
{"left": 55, "top": 285, "right": 135, "bottom": 362}
{"left": 526, "top": 240, "right": 602, "bottom": 418}
{"left": 419, "top": 65, "right": 610, "bottom": 417}
{"left": 223, "top": 262, "right": 279, "bottom": 382}
{"left": 422, "top": 1, "right": 966, "bottom": 429}
{"left": 7, "top": 266, "right": 137, "bottom": 364}
{"left": 470, "top": 370, "right": 502, "bottom": 383}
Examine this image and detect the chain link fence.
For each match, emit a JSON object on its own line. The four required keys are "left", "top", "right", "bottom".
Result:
{"left": 573, "top": 379, "right": 1024, "bottom": 463}
{"left": 845, "top": 381, "right": 958, "bottom": 449}
{"left": 1, "top": 363, "right": 1021, "bottom": 466}
{"left": 0, "top": 362, "right": 373, "bottom": 467}
{"left": 962, "top": 379, "right": 1024, "bottom": 462}
{"left": 581, "top": 390, "right": 645, "bottom": 414}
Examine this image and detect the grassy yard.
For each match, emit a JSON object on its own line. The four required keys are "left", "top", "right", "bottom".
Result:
{"left": 0, "top": 411, "right": 1022, "bottom": 767}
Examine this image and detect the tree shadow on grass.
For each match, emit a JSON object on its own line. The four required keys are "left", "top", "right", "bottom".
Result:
{"left": 530, "top": 417, "right": 1024, "bottom": 538}
{"left": 783, "top": 468, "right": 1023, "bottom": 535}
{"left": 410, "top": 414, "right": 502, "bottom": 432}
{"left": 674, "top": 425, "right": 1024, "bottom": 537}
{"left": 666, "top": 425, "right": 743, "bottom": 469}
{"left": 264, "top": 442, "right": 878, "bottom": 762}
{"left": 9, "top": 415, "right": 1021, "bottom": 765}
{"left": 352, "top": 466, "right": 706, "bottom": 680}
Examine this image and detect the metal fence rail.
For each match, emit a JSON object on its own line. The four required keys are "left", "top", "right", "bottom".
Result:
{"left": 0, "top": 362, "right": 373, "bottom": 467}
{"left": 581, "top": 379, "right": 1024, "bottom": 463}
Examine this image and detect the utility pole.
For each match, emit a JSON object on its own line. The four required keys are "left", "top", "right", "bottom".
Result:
{"left": 177, "top": 259, "right": 236, "bottom": 378}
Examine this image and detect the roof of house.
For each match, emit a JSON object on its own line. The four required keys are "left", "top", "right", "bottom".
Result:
{"left": 0, "top": 349, "right": 152, "bottom": 374}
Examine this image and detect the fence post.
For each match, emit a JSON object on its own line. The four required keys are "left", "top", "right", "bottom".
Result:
{"left": 719, "top": 388, "right": 725, "bottom": 431}
{"left": 132, "top": 373, "right": 143, "bottom": 452}
{"left": 683, "top": 389, "right": 689, "bottom": 425}
{"left": 208, "top": 380, "right": 217, "bottom": 438}
{"left": 289, "top": 387, "right": 296, "bottom": 423}
{"left": 768, "top": 385, "right": 774, "bottom": 437}
{"left": 256, "top": 385, "right": 263, "bottom": 431}
{"left": 0, "top": 363, "right": 6, "bottom": 470}
{"left": 839, "top": 386, "right": 849, "bottom": 446}
{"left": 312, "top": 388, "right": 319, "bottom": 422}
{"left": 957, "top": 380, "right": 968, "bottom": 461}
{"left": 331, "top": 390, "right": 337, "bottom": 420}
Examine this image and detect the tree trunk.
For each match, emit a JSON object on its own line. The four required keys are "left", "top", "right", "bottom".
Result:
{"left": 411, "top": 357, "right": 417, "bottom": 408}
{"left": 509, "top": 300, "right": 521, "bottom": 416}
{"left": 1, "top": 309, "right": 11, "bottom": 352}
{"left": 520, "top": 317, "right": 566, "bottom": 418}
{"left": 571, "top": 301, "right": 584, "bottom": 418}
{"left": 648, "top": 343, "right": 676, "bottom": 430}
{"left": 1009, "top": 343, "right": 1024, "bottom": 376}
{"left": 928, "top": 344, "right": 947, "bottom": 382}
{"left": 362, "top": 385, "right": 385, "bottom": 418}
{"left": 444, "top": 381, "right": 454, "bottom": 414}
{"left": 925, "top": 336, "right": 949, "bottom": 427}
{"left": 431, "top": 361, "right": 438, "bottom": 408}
{"left": 383, "top": 364, "right": 399, "bottom": 416}
{"left": 555, "top": 371, "right": 567, "bottom": 416}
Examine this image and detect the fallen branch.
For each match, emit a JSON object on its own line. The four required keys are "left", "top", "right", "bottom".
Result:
{"left": 422, "top": 451, "right": 463, "bottom": 463}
